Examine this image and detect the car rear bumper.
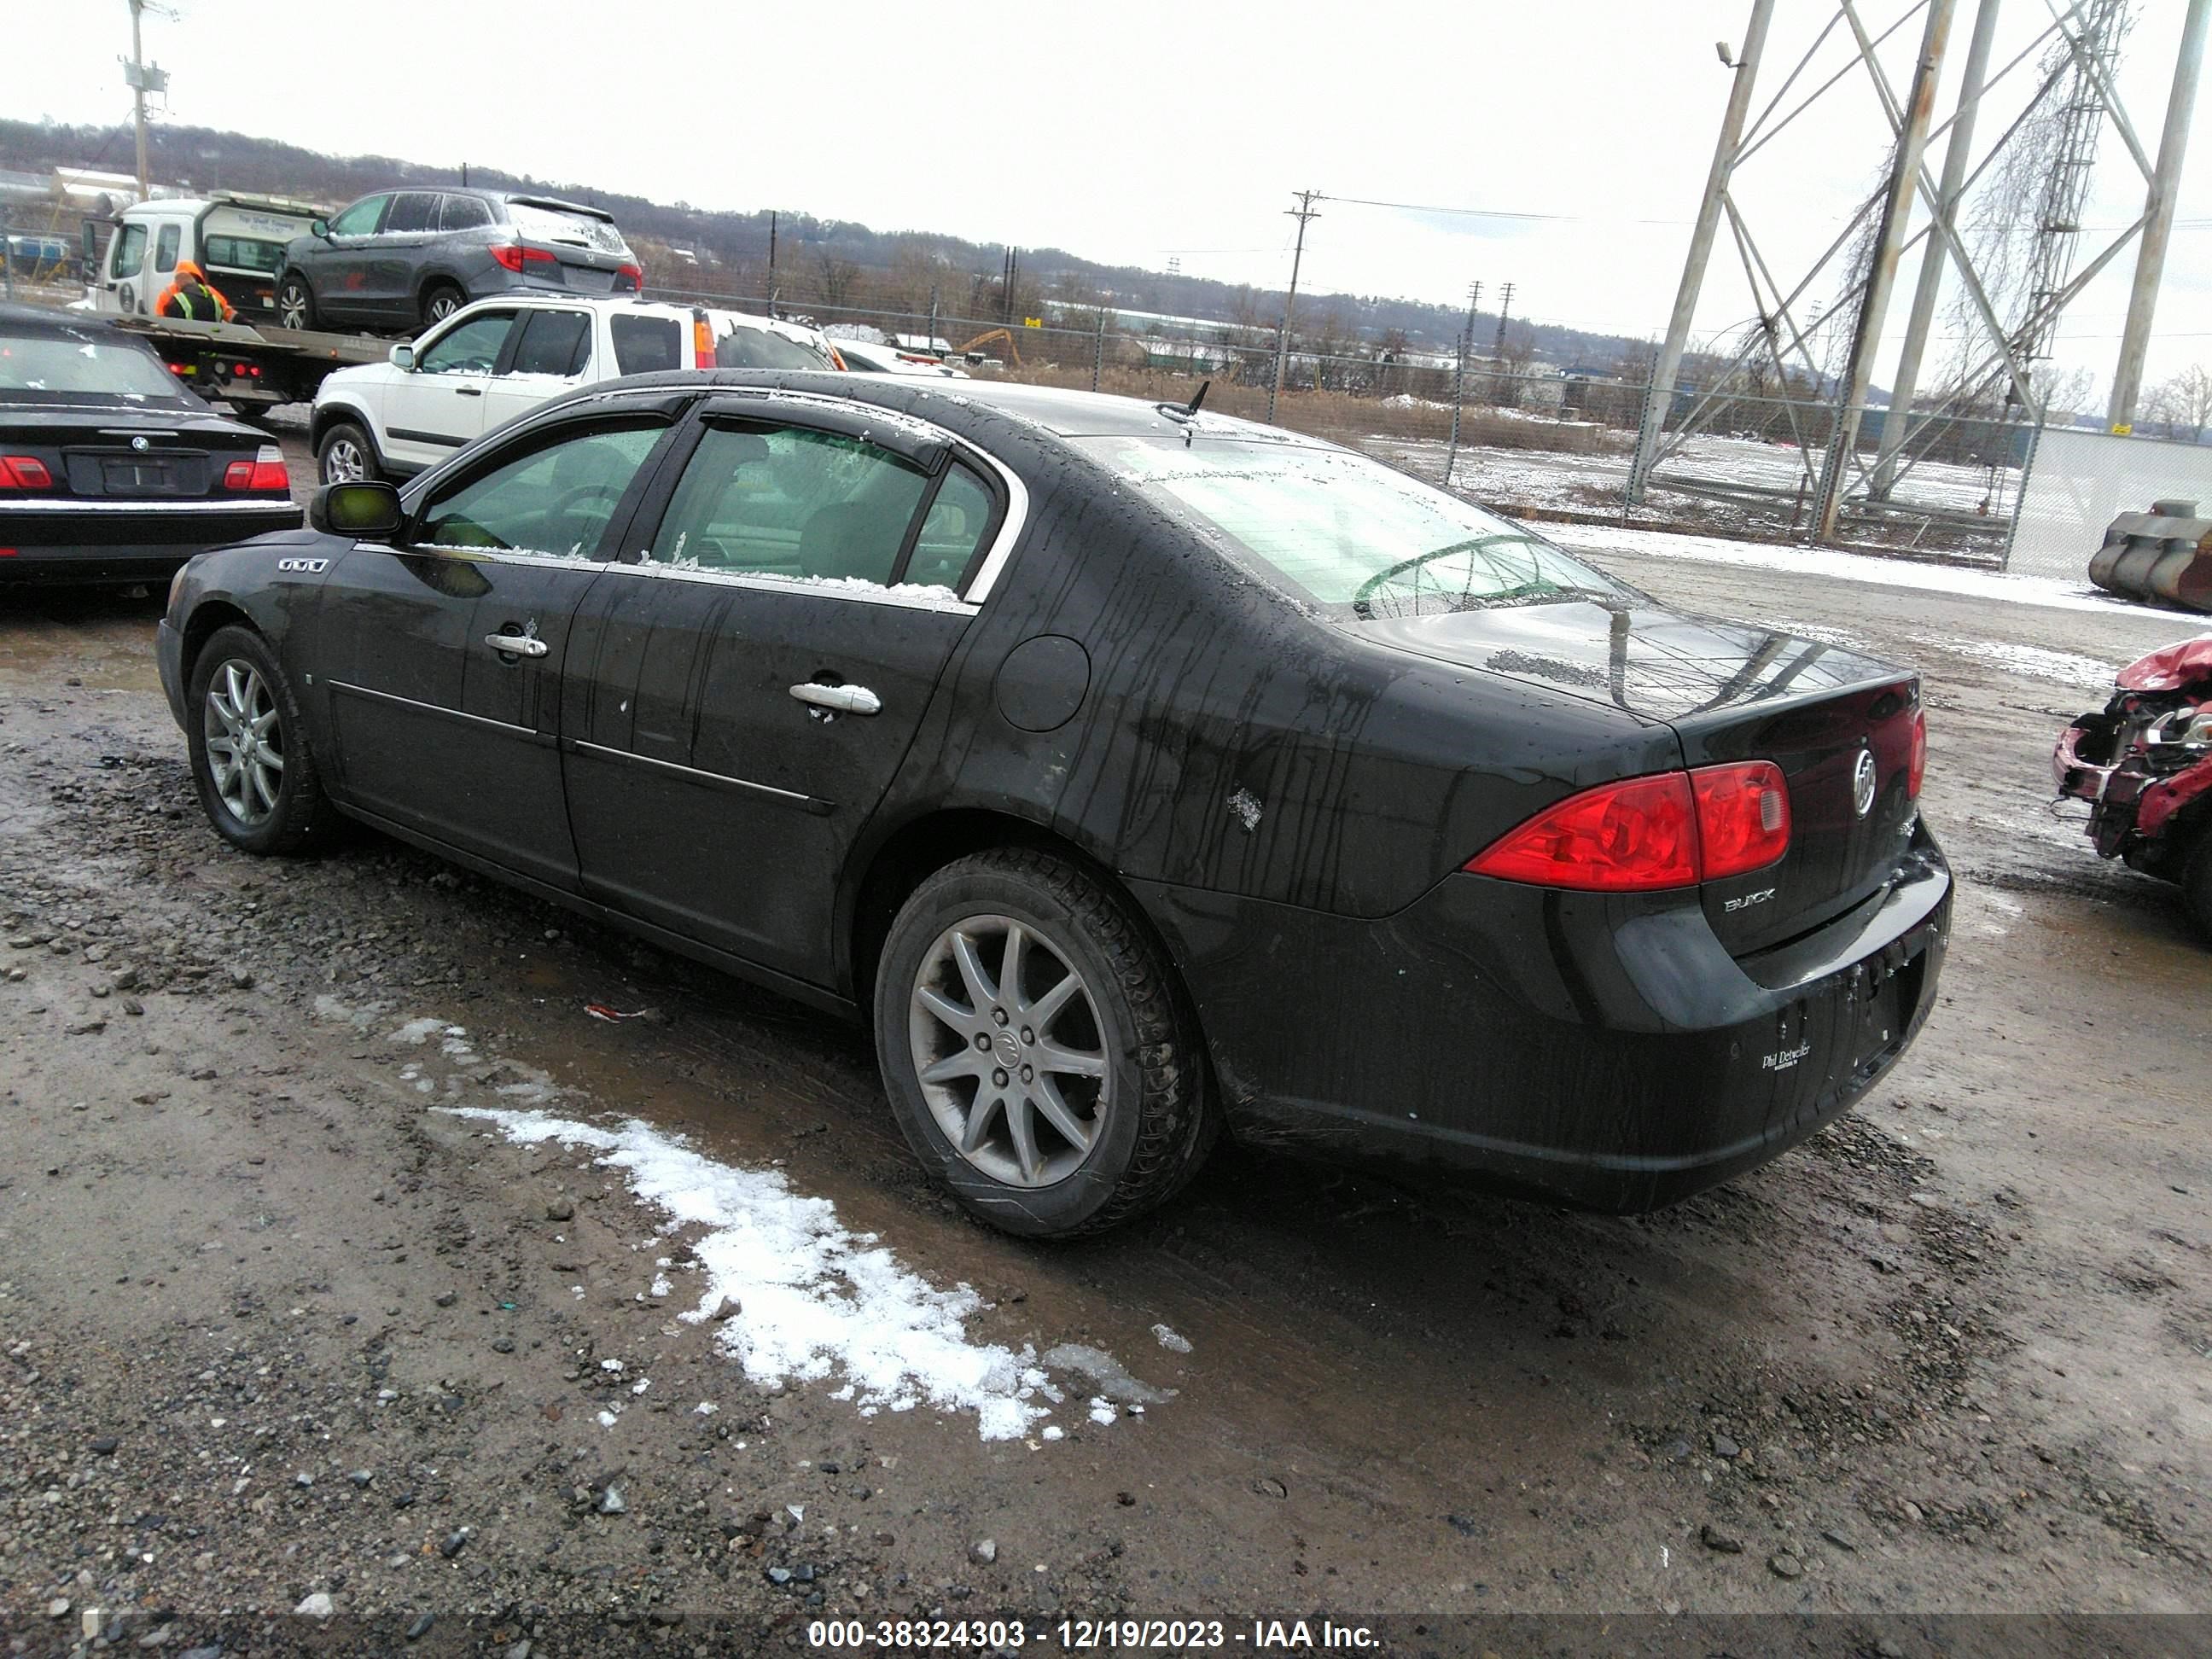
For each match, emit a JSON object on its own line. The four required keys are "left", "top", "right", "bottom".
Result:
{"left": 1132, "top": 818, "right": 1951, "bottom": 1212}
{"left": 0, "top": 500, "right": 303, "bottom": 585}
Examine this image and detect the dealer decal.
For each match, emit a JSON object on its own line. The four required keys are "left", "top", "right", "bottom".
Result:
{"left": 1761, "top": 1041, "right": 1813, "bottom": 1072}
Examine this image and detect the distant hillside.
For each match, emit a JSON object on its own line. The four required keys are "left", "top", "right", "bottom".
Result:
{"left": 0, "top": 117, "right": 1655, "bottom": 370}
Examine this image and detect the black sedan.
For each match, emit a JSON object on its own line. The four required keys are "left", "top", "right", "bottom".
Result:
{"left": 0, "top": 303, "right": 300, "bottom": 584}
{"left": 155, "top": 371, "right": 1950, "bottom": 1237}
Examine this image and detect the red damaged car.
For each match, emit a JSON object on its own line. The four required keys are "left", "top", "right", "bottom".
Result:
{"left": 2054, "top": 638, "right": 2212, "bottom": 940}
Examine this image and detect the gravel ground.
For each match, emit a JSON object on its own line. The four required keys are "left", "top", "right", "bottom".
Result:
{"left": 0, "top": 486, "right": 2208, "bottom": 1656}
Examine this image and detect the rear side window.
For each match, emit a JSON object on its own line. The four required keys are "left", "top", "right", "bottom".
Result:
{"left": 384, "top": 193, "right": 440, "bottom": 234}
{"left": 328, "top": 195, "right": 387, "bottom": 236}
{"left": 418, "top": 422, "right": 665, "bottom": 559}
{"left": 439, "top": 195, "right": 493, "bottom": 232}
{"left": 906, "top": 463, "right": 998, "bottom": 591}
{"left": 202, "top": 235, "right": 284, "bottom": 274}
{"left": 609, "top": 313, "right": 681, "bottom": 375}
{"left": 648, "top": 422, "right": 930, "bottom": 585}
{"left": 508, "top": 310, "right": 591, "bottom": 377}
{"left": 713, "top": 324, "right": 831, "bottom": 371}
{"left": 154, "top": 224, "right": 179, "bottom": 273}
{"left": 109, "top": 223, "right": 147, "bottom": 280}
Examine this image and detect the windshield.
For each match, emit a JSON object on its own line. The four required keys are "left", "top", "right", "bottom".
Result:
{"left": 1072, "top": 435, "right": 1633, "bottom": 619}
{"left": 0, "top": 325, "right": 194, "bottom": 406}
{"left": 505, "top": 202, "right": 630, "bottom": 256}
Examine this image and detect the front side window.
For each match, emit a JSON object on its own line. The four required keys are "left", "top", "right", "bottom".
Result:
{"left": 439, "top": 195, "right": 493, "bottom": 232}
{"left": 154, "top": 224, "right": 179, "bottom": 273}
{"left": 506, "top": 310, "right": 591, "bottom": 377}
{"left": 649, "top": 422, "right": 930, "bottom": 585}
{"left": 328, "top": 195, "right": 388, "bottom": 237}
{"left": 416, "top": 312, "right": 514, "bottom": 375}
{"left": 383, "top": 193, "right": 440, "bottom": 235}
{"left": 1072, "top": 435, "right": 1635, "bottom": 620}
{"left": 109, "top": 224, "right": 147, "bottom": 280}
{"left": 417, "top": 422, "right": 665, "bottom": 560}
{"left": 609, "top": 313, "right": 681, "bottom": 375}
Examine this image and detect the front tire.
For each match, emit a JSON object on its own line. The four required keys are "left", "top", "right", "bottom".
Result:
{"left": 186, "top": 626, "right": 337, "bottom": 857}
{"left": 317, "top": 420, "right": 379, "bottom": 484}
{"left": 2183, "top": 832, "right": 2212, "bottom": 945}
{"left": 874, "top": 849, "right": 1216, "bottom": 1238}
{"left": 275, "top": 273, "right": 315, "bottom": 331}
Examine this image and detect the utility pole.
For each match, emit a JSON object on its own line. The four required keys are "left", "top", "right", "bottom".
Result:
{"left": 2108, "top": 0, "right": 2210, "bottom": 434}
{"left": 1269, "top": 189, "right": 1322, "bottom": 423}
{"left": 1813, "top": 0, "right": 1956, "bottom": 543}
{"left": 1872, "top": 0, "right": 2003, "bottom": 498}
{"left": 766, "top": 210, "right": 778, "bottom": 317}
{"left": 1491, "top": 281, "right": 1516, "bottom": 403}
{"left": 1446, "top": 279, "right": 1482, "bottom": 486}
{"left": 122, "top": 0, "right": 166, "bottom": 201}
{"left": 1627, "top": 0, "right": 1775, "bottom": 504}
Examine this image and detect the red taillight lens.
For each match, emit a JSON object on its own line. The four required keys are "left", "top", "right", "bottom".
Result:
{"left": 616, "top": 262, "right": 643, "bottom": 289}
{"left": 2, "top": 455, "right": 53, "bottom": 490}
{"left": 1465, "top": 772, "right": 1700, "bottom": 891}
{"left": 224, "top": 445, "right": 289, "bottom": 493}
{"left": 1907, "top": 708, "right": 1926, "bottom": 800}
{"left": 490, "top": 242, "right": 556, "bottom": 272}
{"left": 1691, "top": 760, "right": 1791, "bottom": 880}
{"left": 692, "top": 314, "right": 714, "bottom": 370}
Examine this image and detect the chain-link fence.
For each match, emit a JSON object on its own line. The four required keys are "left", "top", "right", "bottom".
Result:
{"left": 2003, "top": 427, "right": 2212, "bottom": 582}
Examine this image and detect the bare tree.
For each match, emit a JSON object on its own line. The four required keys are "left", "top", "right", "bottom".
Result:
{"left": 813, "top": 252, "right": 863, "bottom": 314}
{"left": 2145, "top": 364, "right": 2212, "bottom": 442}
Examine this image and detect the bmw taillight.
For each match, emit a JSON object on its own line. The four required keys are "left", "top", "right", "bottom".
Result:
{"left": 223, "top": 444, "right": 289, "bottom": 494}
{"left": 1466, "top": 762, "right": 1793, "bottom": 892}
{"left": 490, "top": 242, "right": 556, "bottom": 272}
{"left": 1, "top": 455, "right": 54, "bottom": 490}
{"left": 1907, "top": 708, "right": 1927, "bottom": 799}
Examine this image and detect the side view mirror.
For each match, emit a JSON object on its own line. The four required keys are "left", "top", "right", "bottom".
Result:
{"left": 309, "top": 480, "right": 404, "bottom": 540}
{"left": 311, "top": 218, "right": 330, "bottom": 240}
{"left": 387, "top": 343, "right": 414, "bottom": 370}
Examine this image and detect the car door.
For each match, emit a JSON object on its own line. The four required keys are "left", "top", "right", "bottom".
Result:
{"left": 310, "top": 193, "right": 392, "bottom": 325}
{"left": 380, "top": 309, "right": 516, "bottom": 471}
{"left": 562, "top": 396, "right": 1006, "bottom": 984}
{"left": 100, "top": 220, "right": 148, "bottom": 315}
{"left": 480, "top": 306, "right": 593, "bottom": 433}
{"left": 368, "top": 191, "right": 443, "bottom": 324}
{"left": 314, "top": 409, "right": 683, "bottom": 888}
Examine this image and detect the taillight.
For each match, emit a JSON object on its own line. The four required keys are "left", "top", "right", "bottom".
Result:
{"left": 223, "top": 444, "right": 289, "bottom": 493}
{"left": 692, "top": 312, "right": 714, "bottom": 370}
{"left": 1691, "top": 760, "right": 1791, "bottom": 880}
{"left": 616, "top": 262, "right": 643, "bottom": 289}
{"left": 490, "top": 242, "right": 556, "bottom": 272}
{"left": 1, "top": 455, "right": 54, "bottom": 490}
{"left": 1466, "top": 762, "right": 1793, "bottom": 892}
{"left": 1907, "top": 708, "right": 1926, "bottom": 800}
{"left": 1465, "top": 772, "right": 1699, "bottom": 892}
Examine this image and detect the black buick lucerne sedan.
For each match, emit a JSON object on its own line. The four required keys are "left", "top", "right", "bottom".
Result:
{"left": 155, "top": 372, "right": 1949, "bottom": 1237}
{"left": 0, "top": 304, "right": 301, "bottom": 584}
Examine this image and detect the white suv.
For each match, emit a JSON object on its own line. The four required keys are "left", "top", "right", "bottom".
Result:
{"left": 310, "top": 295, "right": 836, "bottom": 483}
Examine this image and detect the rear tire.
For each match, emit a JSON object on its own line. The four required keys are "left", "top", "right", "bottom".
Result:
{"left": 317, "top": 421, "right": 379, "bottom": 485}
{"left": 2182, "top": 832, "right": 2212, "bottom": 946}
{"left": 873, "top": 848, "right": 1217, "bottom": 1239}
{"left": 420, "top": 282, "right": 466, "bottom": 329}
{"left": 186, "top": 625, "right": 338, "bottom": 857}
{"left": 275, "top": 273, "right": 314, "bottom": 331}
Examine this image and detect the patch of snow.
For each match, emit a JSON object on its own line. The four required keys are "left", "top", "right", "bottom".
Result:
{"left": 448, "top": 1105, "right": 1057, "bottom": 1441}
{"left": 1088, "top": 1397, "right": 1118, "bottom": 1426}
{"left": 1226, "top": 789, "right": 1263, "bottom": 833}
{"left": 1918, "top": 637, "right": 2123, "bottom": 692}
{"left": 1150, "top": 1323, "right": 1193, "bottom": 1354}
{"left": 389, "top": 1017, "right": 447, "bottom": 1045}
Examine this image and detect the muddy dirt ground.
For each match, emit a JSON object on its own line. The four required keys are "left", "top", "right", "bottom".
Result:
{"left": 0, "top": 469, "right": 2208, "bottom": 1656}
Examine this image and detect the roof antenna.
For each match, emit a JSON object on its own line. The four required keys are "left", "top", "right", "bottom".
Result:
{"left": 1185, "top": 379, "right": 1209, "bottom": 416}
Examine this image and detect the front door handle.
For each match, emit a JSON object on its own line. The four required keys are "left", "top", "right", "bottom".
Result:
{"left": 484, "top": 631, "right": 548, "bottom": 658}
{"left": 455, "top": 387, "right": 483, "bottom": 398}
{"left": 789, "top": 682, "right": 881, "bottom": 717}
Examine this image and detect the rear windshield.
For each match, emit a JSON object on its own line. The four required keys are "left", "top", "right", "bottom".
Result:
{"left": 0, "top": 325, "right": 194, "bottom": 407}
{"left": 1072, "top": 435, "right": 1632, "bottom": 619}
{"left": 506, "top": 202, "right": 630, "bottom": 256}
{"left": 713, "top": 324, "right": 831, "bottom": 371}
{"left": 609, "top": 313, "right": 681, "bottom": 375}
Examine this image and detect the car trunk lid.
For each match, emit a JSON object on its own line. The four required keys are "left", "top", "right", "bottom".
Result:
{"left": 1363, "top": 599, "right": 1924, "bottom": 952}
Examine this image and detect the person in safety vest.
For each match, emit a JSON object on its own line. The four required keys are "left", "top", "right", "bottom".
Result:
{"left": 154, "top": 260, "right": 236, "bottom": 323}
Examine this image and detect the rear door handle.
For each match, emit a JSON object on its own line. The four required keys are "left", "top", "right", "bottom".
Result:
{"left": 789, "top": 682, "right": 881, "bottom": 716}
{"left": 484, "top": 631, "right": 548, "bottom": 658}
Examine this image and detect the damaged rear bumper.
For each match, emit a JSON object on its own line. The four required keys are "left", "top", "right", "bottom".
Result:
{"left": 1132, "top": 821, "right": 1951, "bottom": 1213}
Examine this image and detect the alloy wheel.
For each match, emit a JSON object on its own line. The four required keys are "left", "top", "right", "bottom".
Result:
{"left": 425, "top": 289, "right": 461, "bottom": 323}
{"left": 276, "top": 282, "right": 310, "bottom": 329}
{"left": 201, "top": 658, "right": 284, "bottom": 826}
{"left": 908, "top": 914, "right": 1109, "bottom": 1188}
{"left": 321, "top": 436, "right": 366, "bottom": 483}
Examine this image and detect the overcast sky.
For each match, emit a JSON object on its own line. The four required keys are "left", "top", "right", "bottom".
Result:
{"left": 20, "top": 0, "right": 2212, "bottom": 396}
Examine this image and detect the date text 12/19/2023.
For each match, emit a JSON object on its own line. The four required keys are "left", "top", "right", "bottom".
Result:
{"left": 805, "top": 1617, "right": 1382, "bottom": 1650}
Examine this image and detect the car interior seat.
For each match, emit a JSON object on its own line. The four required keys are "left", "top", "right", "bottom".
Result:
{"left": 797, "top": 497, "right": 910, "bottom": 584}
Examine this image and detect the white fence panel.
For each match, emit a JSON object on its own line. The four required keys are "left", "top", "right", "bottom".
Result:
{"left": 2008, "top": 428, "right": 2212, "bottom": 580}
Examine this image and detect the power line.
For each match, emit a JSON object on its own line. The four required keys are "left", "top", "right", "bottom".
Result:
{"left": 1324, "top": 192, "right": 1693, "bottom": 227}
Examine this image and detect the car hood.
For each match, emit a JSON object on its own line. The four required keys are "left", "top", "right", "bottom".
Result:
{"left": 1359, "top": 598, "right": 1905, "bottom": 725}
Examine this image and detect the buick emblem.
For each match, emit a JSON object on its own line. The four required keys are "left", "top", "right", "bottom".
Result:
{"left": 131, "top": 435, "right": 149, "bottom": 452}
{"left": 1852, "top": 748, "right": 1878, "bottom": 818}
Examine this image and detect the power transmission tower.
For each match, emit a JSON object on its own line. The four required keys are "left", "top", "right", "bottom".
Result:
{"left": 1269, "top": 190, "right": 1322, "bottom": 424}
{"left": 2110, "top": 0, "right": 2209, "bottom": 431}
